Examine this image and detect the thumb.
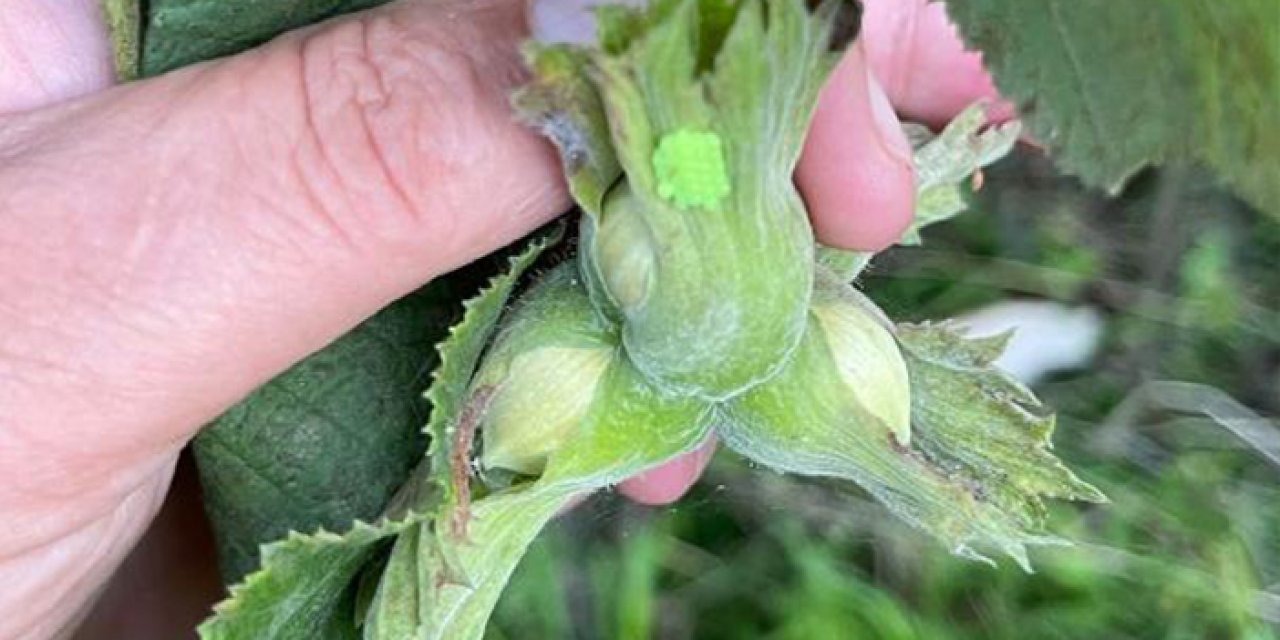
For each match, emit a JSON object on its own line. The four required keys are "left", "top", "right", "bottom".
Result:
{"left": 0, "top": 0, "right": 566, "bottom": 498}
{"left": 860, "top": 0, "right": 1012, "bottom": 126}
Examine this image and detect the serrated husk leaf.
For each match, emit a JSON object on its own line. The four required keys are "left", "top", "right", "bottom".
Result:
{"left": 896, "top": 322, "right": 1107, "bottom": 525}
{"left": 362, "top": 524, "right": 421, "bottom": 639}
{"left": 720, "top": 286, "right": 1075, "bottom": 569}
{"left": 902, "top": 104, "right": 1020, "bottom": 245}
{"left": 423, "top": 227, "right": 563, "bottom": 524}
{"left": 817, "top": 103, "right": 1021, "bottom": 280}
{"left": 198, "top": 514, "right": 423, "bottom": 640}
{"left": 358, "top": 261, "right": 712, "bottom": 640}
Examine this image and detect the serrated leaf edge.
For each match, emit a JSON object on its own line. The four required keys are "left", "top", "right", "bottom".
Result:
{"left": 199, "top": 511, "right": 427, "bottom": 636}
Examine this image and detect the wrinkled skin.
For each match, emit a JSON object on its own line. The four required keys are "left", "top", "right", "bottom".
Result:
{"left": 0, "top": 0, "right": 1005, "bottom": 636}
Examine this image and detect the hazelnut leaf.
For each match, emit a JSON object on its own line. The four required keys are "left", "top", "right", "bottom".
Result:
{"left": 896, "top": 321, "right": 1108, "bottom": 525}
{"left": 197, "top": 514, "right": 424, "bottom": 640}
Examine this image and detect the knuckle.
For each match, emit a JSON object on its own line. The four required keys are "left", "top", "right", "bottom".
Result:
{"left": 285, "top": 9, "right": 506, "bottom": 251}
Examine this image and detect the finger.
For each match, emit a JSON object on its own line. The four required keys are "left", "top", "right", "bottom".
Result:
{"left": 0, "top": 0, "right": 113, "bottom": 112}
{"left": 860, "top": 0, "right": 1013, "bottom": 126}
{"left": 795, "top": 43, "right": 916, "bottom": 251}
{"left": 618, "top": 436, "right": 717, "bottom": 505}
{"left": 1, "top": 2, "right": 568, "bottom": 633}
{"left": 0, "top": 0, "right": 565, "bottom": 530}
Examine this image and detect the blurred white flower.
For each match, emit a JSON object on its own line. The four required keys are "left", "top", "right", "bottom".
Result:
{"left": 955, "top": 300, "right": 1104, "bottom": 385}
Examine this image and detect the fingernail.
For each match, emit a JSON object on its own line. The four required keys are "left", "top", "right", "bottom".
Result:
{"left": 528, "top": 0, "right": 596, "bottom": 44}
{"left": 529, "top": 0, "right": 649, "bottom": 45}
{"left": 865, "top": 64, "right": 915, "bottom": 170}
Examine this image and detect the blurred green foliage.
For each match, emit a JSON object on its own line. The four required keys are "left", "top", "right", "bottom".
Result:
{"left": 487, "top": 152, "right": 1280, "bottom": 639}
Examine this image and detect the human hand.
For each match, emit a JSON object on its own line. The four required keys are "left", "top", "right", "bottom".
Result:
{"left": 0, "top": 1, "right": 1006, "bottom": 636}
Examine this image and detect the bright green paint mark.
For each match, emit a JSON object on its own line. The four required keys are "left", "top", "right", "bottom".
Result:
{"left": 652, "top": 129, "right": 730, "bottom": 209}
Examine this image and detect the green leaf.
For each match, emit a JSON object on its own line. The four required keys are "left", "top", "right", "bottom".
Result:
{"left": 101, "top": 0, "right": 141, "bottom": 80}
{"left": 340, "top": 230, "right": 560, "bottom": 637}
{"left": 816, "top": 103, "right": 1020, "bottom": 280}
{"left": 362, "top": 525, "right": 421, "bottom": 639}
{"left": 423, "top": 228, "right": 562, "bottom": 528}
{"left": 944, "top": 0, "right": 1280, "bottom": 216}
{"left": 198, "top": 515, "right": 421, "bottom": 640}
{"left": 513, "top": 45, "right": 621, "bottom": 219}
{"left": 350, "top": 261, "right": 714, "bottom": 640}
{"left": 896, "top": 322, "right": 1107, "bottom": 525}
{"left": 414, "top": 487, "right": 577, "bottom": 640}
{"left": 193, "top": 282, "right": 459, "bottom": 582}
{"left": 133, "top": 0, "right": 392, "bottom": 77}
{"left": 903, "top": 104, "right": 1020, "bottom": 244}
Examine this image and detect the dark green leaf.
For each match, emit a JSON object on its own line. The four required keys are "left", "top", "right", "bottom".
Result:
{"left": 193, "top": 283, "right": 459, "bottom": 582}
{"left": 944, "top": 0, "right": 1280, "bottom": 216}
{"left": 138, "top": 0, "right": 392, "bottom": 77}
